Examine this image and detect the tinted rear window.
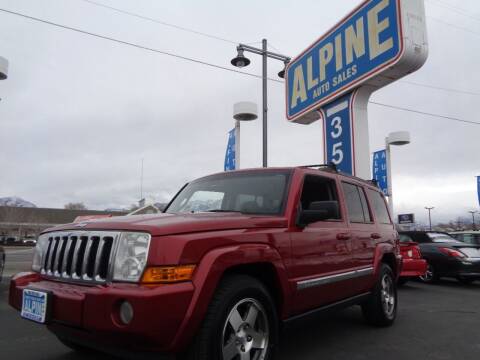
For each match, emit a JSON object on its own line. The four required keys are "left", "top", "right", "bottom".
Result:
{"left": 366, "top": 189, "right": 391, "bottom": 224}
{"left": 342, "top": 182, "right": 371, "bottom": 223}
{"left": 427, "top": 233, "right": 459, "bottom": 243}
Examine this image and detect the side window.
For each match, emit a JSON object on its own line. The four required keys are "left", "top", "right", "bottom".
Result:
{"left": 463, "top": 234, "right": 473, "bottom": 244}
{"left": 299, "top": 175, "right": 341, "bottom": 220}
{"left": 366, "top": 189, "right": 392, "bottom": 224}
{"left": 341, "top": 182, "right": 371, "bottom": 223}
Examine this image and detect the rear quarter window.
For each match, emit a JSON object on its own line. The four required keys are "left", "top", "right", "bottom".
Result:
{"left": 366, "top": 189, "right": 391, "bottom": 224}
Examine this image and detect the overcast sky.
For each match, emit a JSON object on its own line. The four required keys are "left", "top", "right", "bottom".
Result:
{"left": 0, "top": 0, "right": 479, "bottom": 224}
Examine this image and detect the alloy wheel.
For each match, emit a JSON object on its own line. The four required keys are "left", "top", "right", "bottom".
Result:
{"left": 380, "top": 274, "right": 395, "bottom": 317}
{"left": 420, "top": 263, "right": 434, "bottom": 282}
{"left": 222, "top": 298, "right": 269, "bottom": 360}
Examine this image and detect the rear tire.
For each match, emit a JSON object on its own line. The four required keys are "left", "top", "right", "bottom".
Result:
{"left": 419, "top": 262, "right": 438, "bottom": 284}
{"left": 362, "top": 264, "right": 397, "bottom": 327}
{"left": 185, "top": 275, "right": 279, "bottom": 360}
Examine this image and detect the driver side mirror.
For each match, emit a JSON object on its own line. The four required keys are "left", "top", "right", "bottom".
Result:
{"left": 296, "top": 201, "right": 340, "bottom": 228}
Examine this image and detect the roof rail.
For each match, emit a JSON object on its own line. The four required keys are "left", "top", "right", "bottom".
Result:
{"left": 299, "top": 163, "right": 338, "bottom": 172}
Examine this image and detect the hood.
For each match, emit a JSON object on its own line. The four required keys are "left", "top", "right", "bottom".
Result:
{"left": 44, "top": 212, "right": 288, "bottom": 236}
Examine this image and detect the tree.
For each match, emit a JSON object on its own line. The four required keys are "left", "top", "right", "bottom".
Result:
{"left": 64, "top": 202, "right": 87, "bottom": 210}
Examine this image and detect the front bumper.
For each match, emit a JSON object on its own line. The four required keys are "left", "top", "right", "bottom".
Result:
{"left": 9, "top": 272, "right": 194, "bottom": 353}
{"left": 400, "top": 258, "right": 427, "bottom": 278}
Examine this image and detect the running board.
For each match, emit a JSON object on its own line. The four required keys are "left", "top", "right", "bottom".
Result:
{"left": 283, "top": 292, "right": 372, "bottom": 324}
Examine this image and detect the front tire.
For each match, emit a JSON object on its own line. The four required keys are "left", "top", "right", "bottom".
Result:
{"left": 362, "top": 264, "right": 397, "bottom": 327}
{"left": 185, "top": 275, "right": 279, "bottom": 360}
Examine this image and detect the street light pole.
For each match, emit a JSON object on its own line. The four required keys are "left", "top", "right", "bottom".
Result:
{"left": 468, "top": 211, "right": 477, "bottom": 231}
{"left": 384, "top": 131, "right": 410, "bottom": 216}
{"left": 231, "top": 41, "right": 290, "bottom": 168}
{"left": 425, "top": 206, "right": 434, "bottom": 231}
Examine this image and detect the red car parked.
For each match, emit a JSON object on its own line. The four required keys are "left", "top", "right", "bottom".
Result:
{"left": 398, "top": 233, "right": 427, "bottom": 285}
{"left": 9, "top": 166, "right": 401, "bottom": 360}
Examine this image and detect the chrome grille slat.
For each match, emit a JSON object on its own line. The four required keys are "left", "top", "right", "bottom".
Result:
{"left": 40, "top": 231, "right": 120, "bottom": 284}
{"left": 61, "top": 237, "right": 73, "bottom": 277}
{"left": 81, "top": 238, "right": 94, "bottom": 280}
{"left": 53, "top": 236, "right": 66, "bottom": 276}
{"left": 71, "top": 236, "right": 83, "bottom": 280}
{"left": 93, "top": 238, "right": 106, "bottom": 281}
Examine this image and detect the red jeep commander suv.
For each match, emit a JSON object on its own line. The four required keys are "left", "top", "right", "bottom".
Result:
{"left": 10, "top": 165, "right": 401, "bottom": 360}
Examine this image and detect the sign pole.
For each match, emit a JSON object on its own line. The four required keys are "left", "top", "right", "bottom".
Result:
{"left": 235, "top": 120, "right": 241, "bottom": 169}
{"left": 385, "top": 137, "right": 393, "bottom": 215}
{"left": 262, "top": 39, "right": 268, "bottom": 168}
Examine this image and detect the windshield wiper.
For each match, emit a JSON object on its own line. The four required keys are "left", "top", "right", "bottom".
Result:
{"left": 205, "top": 209, "right": 242, "bottom": 213}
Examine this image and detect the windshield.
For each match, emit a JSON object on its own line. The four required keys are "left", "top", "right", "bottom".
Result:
{"left": 427, "top": 232, "right": 459, "bottom": 243}
{"left": 166, "top": 171, "right": 291, "bottom": 215}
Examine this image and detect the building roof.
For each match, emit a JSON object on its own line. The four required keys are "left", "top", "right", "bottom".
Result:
{"left": 0, "top": 206, "right": 127, "bottom": 227}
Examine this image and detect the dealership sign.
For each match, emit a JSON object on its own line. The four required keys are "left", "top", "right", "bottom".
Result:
{"left": 372, "top": 149, "right": 388, "bottom": 195}
{"left": 398, "top": 213, "right": 415, "bottom": 224}
{"left": 285, "top": 0, "right": 428, "bottom": 178}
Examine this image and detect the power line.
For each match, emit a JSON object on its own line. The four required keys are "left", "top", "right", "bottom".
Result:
{"left": 369, "top": 101, "right": 480, "bottom": 126}
{"left": 399, "top": 80, "right": 480, "bottom": 97}
{"left": 79, "top": 0, "right": 242, "bottom": 45}
{"left": 70, "top": 2, "right": 480, "bottom": 98}
{"left": 428, "top": 15, "right": 480, "bottom": 38}
{"left": 427, "top": 0, "right": 480, "bottom": 23}
{"left": 0, "top": 7, "right": 283, "bottom": 83}
{"left": 0, "top": 7, "right": 478, "bottom": 127}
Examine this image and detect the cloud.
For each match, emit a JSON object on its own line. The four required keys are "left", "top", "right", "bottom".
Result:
{"left": 0, "top": 0, "right": 479, "bottom": 224}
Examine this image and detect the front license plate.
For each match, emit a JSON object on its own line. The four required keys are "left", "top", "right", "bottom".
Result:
{"left": 21, "top": 289, "right": 49, "bottom": 324}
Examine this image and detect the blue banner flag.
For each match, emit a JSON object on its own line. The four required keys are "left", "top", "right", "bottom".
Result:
{"left": 224, "top": 128, "right": 236, "bottom": 171}
{"left": 372, "top": 150, "right": 388, "bottom": 195}
{"left": 477, "top": 176, "right": 480, "bottom": 207}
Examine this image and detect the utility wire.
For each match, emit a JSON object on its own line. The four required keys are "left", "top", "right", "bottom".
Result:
{"left": 399, "top": 80, "right": 480, "bottom": 97}
{"left": 369, "top": 101, "right": 480, "bottom": 126}
{"left": 427, "top": 0, "right": 480, "bottom": 23}
{"left": 0, "top": 7, "right": 283, "bottom": 83}
{"left": 0, "top": 7, "right": 478, "bottom": 127}
{"left": 428, "top": 15, "right": 480, "bottom": 38}
{"left": 78, "top": 1, "right": 480, "bottom": 97}
{"left": 79, "top": 0, "right": 241, "bottom": 45}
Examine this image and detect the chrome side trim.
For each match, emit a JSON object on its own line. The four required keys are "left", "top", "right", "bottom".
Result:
{"left": 297, "top": 266, "right": 374, "bottom": 290}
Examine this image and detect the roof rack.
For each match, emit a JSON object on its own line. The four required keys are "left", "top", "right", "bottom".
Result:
{"left": 300, "top": 164, "right": 380, "bottom": 188}
{"left": 299, "top": 163, "right": 338, "bottom": 172}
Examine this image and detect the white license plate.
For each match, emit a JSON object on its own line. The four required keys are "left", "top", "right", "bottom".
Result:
{"left": 21, "top": 289, "right": 49, "bottom": 323}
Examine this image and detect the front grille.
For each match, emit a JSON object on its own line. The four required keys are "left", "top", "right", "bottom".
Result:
{"left": 40, "top": 231, "right": 119, "bottom": 283}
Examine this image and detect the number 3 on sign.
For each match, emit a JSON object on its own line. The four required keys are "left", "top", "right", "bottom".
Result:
{"left": 330, "top": 116, "right": 343, "bottom": 164}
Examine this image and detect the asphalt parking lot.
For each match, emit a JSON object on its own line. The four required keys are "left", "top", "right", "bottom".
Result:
{"left": 1, "top": 270, "right": 479, "bottom": 360}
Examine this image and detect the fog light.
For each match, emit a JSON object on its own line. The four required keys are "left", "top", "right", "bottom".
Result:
{"left": 119, "top": 301, "right": 134, "bottom": 325}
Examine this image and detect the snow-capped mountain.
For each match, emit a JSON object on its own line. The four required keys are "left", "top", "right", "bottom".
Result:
{"left": 0, "top": 196, "right": 37, "bottom": 208}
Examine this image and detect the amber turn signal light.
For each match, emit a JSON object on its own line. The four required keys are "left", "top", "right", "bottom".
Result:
{"left": 141, "top": 265, "right": 196, "bottom": 284}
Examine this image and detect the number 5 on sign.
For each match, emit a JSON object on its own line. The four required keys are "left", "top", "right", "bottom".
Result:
{"left": 321, "top": 92, "right": 354, "bottom": 175}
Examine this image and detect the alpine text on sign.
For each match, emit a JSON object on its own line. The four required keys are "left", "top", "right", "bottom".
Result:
{"left": 286, "top": 0, "right": 428, "bottom": 124}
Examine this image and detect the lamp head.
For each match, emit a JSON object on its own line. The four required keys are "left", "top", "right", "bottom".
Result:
{"left": 387, "top": 131, "right": 410, "bottom": 146}
{"left": 0, "top": 56, "right": 9, "bottom": 80}
{"left": 231, "top": 48, "right": 250, "bottom": 68}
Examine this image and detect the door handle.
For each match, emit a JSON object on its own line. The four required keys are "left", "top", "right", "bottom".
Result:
{"left": 337, "top": 233, "right": 351, "bottom": 241}
{"left": 371, "top": 233, "right": 382, "bottom": 240}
